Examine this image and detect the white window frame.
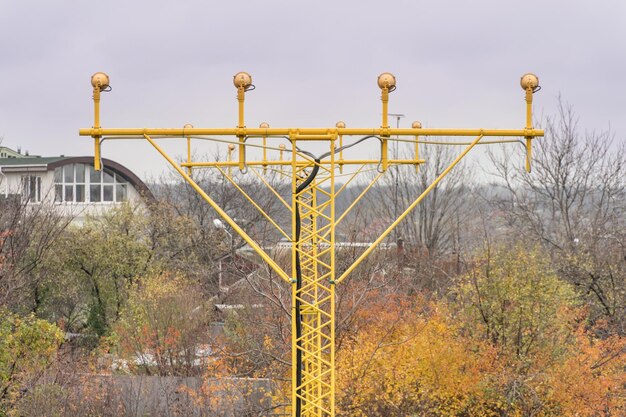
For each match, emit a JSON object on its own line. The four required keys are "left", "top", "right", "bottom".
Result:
{"left": 21, "top": 175, "right": 42, "bottom": 203}
{"left": 54, "top": 163, "right": 128, "bottom": 204}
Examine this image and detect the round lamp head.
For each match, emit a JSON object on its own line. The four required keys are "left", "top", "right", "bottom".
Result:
{"left": 259, "top": 122, "right": 270, "bottom": 129}
{"left": 228, "top": 144, "right": 236, "bottom": 151}
{"left": 233, "top": 72, "right": 253, "bottom": 89}
{"left": 91, "top": 72, "right": 110, "bottom": 89}
{"left": 183, "top": 123, "right": 193, "bottom": 129}
{"left": 335, "top": 121, "right": 346, "bottom": 129}
{"left": 412, "top": 121, "right": 422, "bottom": 129}
{"left": 279, "top": 144, "right": 286, "bottom": 150}
{"left": 520, "top": 73, "right": 539, "bottom": 90}
{"left": 377, "top": 72, "right": 396, "bottom": 90}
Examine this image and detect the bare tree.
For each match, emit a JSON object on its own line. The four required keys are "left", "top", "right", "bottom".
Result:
{"left": 0, "top": 195, "right": 73, "bottom": 311}
{"left": 488, "top": 99, "right": 626, "bottom": 332}
{"left": 357, "top": 142, "right": 470, "bottom": 258}
{"left": 490, "top": 101, "right": 624, "bottom": 250}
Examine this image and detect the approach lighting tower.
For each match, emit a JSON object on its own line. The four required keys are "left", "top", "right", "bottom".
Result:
{"left": 81, "top": 71, "right": 543, "bottom": 417}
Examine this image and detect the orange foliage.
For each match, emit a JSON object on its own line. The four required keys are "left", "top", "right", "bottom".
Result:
{"left": 547, "top": 323, "right": 626, "bottom": 415}
{"left": 336, "top": 293, "right": 497, "bottom": 416}
{"left": 335, "top": 292, "right": 626, "bottom": 417}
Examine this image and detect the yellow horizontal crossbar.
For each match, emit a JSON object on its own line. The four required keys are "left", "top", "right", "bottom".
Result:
{"left": 181, "top": 159, "right": 425, "bottom": 167}
{"left": 79, "top": 127, "right": 544, "bottom": 138}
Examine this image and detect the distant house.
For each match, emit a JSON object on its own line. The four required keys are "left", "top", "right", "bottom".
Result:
{"left": 0, "top": 146, "right": 33, "bottom": 159}
{"left": 0, "top": 147, "right": 152, "bottom": 222}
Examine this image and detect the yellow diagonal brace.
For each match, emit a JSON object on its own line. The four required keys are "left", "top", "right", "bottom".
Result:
{"left": 215, "top": 166, "right": 291, "bottom": 241}
{"left": 336, "top": 134, "right": 485, "bottom": 284}
{"left": 336, "top": 170, "right": 384, "bottom": 227}
{"left": 249, "top": 166, "right": 292, "bottom": 211}
{"left": 143, "top": 134, "right": 290, "bottom": 283}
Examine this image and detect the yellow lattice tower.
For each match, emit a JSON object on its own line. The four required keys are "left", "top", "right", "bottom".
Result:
{"left": 81, "top": 71, "right": 543, "bottom": 417}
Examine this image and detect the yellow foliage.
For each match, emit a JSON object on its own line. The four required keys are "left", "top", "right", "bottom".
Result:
{"left": 334, "top": 247, "right": 626, "bottom": 416}
{"left": 336, "top": 294, "right": 498, "bottom": 416}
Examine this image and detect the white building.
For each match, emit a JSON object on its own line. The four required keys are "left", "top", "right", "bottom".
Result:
{"left": 0, "top": 149, "right": 152, "bottom": 222}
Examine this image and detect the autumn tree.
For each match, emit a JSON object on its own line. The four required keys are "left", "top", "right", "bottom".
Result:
{"left": 455, "top": 245, "right": 625, "bottom": 415}
{"left": 488, "top": 100, "right": 626, "bottom": 333}
{"left": 39, "top": 202, "right": 225, "bottom": 338}
{"left": 333, "top": 247, "right": 626, "bottom": 416}
{"left": 0, "top": 310, "right": 63, "bottom": 412}
{"left": 113, "top": 273, "right": 214, "bottom": 376}
{"left": 42, "top": 205, "right": 154, "bottom": 337}
{"left": 335, "top": 293, "right": 494, "bottom": 417}
{"left": 457, "top": 244, "right": 578, "bottom": 358}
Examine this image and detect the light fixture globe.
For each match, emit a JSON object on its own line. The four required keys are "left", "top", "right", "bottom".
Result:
{"left": 259, "top": 122, "right": 270, "bottom": 129}
{"left": 412, "top": 121, "right": 422, "bottom": 129}
{"left": 377, "top": 72, "right": 396, "bottom": 89}
{"left": 91, "top": 72, "right": 110, "bottom": 89}
{"left": 520, "top": 73, "right": 539, "bottom": 90}
{"left": 233, "top": 72, "right": 253, "bottom": 89}
{"left": 335, "top": 121, "right": 346, "bottom": 129}
{"left": 279, "top": 144, "right": 286, "bottom": 150}
{"left": 183, "top": 123, "right": 193, "bottom": 129}
{"left": 228, "top": 143, "right": 236, "bottom": 151}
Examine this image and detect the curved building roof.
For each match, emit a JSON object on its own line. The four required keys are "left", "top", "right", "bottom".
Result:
{"left": 0, "top": 156, "right": 154, "bottom": 200}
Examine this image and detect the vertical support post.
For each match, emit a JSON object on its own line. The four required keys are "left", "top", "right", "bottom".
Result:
{"left": 413, "top": 121, "right": 422, "bottom": 172}
{"left": 377, "top": 72, "right": 396, "bottom": 172}
{"left": 260, "top": 122, "right": 269, "bottom": 173}
{"left": 187, "top": 137, "right": 192, "bottom": 175}
{"left": 525, "top": 87, "right": 534, "bottom": 173}
{"left": 184, "top": 123, "right": 193, "bottom": 176}
{"left": 328, "top": 137, "right": 336, "bottom": 416}
{"left": 233, "top": 72, "right": 252, "bottom": 172}
{"left": 92, "top": 86, "right": 102, "bottom": 171}
{"left": 520, "top": 72, "right": 539, "bottom": 173}
{"left": 237, "top": 86, "right": 246, "bottom": 171}
{"left": 381, "top": 86, "right": 389, "bottom": 171}
{"left": 263, "top": 136, "right": 267, "bottom": 172}
{"left": 90, "top": 72, "right": 110, "bottom": 172}
{"left": 290, "top": 138, "right": 299, "bottom": 417}
{"left": 338, "top": 135, "right": 343, "bottom": 174}
{"left": 335, "top": 121, "right": 345, "bottom": 174}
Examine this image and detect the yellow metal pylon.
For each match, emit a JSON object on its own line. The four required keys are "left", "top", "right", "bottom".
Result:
{"left": 81, "top": 71, "right": 543, "bottom": 417}
{"left": 291, "top": 156, "right": 336, "bottom": 416}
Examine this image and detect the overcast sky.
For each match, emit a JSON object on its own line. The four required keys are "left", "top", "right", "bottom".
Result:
{"left": 1, "top": 0, "right": 625, "bottom": 180}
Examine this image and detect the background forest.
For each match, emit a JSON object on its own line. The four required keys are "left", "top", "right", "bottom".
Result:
{"left": 1, "top": 104, "right": 625, "bottom": 416}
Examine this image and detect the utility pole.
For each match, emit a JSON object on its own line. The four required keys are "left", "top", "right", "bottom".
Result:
{"left": 81, "top": 71, "right": 542, "bottom": 417}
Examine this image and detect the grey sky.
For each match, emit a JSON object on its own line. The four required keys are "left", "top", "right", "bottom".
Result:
{"left": 1, "top": 0, "right": 625, "bottom": 179}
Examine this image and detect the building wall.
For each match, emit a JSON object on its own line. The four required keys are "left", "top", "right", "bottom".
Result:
{"left": 1, "top": 167, "right": 146, "bottom": 223}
